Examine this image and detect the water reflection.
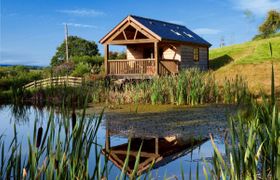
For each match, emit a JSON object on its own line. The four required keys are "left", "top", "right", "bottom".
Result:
{"left": 0, "top": 105, "right": 226, "bottom": 179}
{"left": 103, "top": 127, "right": 208, "bottom": 176}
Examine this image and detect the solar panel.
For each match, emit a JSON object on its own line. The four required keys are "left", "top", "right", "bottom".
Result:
{"left": 131, "top": 15, "right": 211, "bottom": 46}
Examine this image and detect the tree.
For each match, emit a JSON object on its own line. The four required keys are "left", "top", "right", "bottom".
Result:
{"left": 259, "top": 10, "right": 280, "bottom": 37}
{"left": 51, "top": 36, "right": 99, "bottom": 66}
{"left": 109, "top": 51, "right": 126, "bottom": 60}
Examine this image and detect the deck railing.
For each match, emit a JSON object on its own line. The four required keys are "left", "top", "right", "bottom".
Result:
{"left": 108, "top": 59, "right": 155, "bottom": 75}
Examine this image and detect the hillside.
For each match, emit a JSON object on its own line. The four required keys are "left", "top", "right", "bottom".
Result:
{"left": 209, "top": 37, "right": 280, "bottom": 95}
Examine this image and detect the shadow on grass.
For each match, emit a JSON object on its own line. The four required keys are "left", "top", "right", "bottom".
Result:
{"left": 210, "top": 54, "right": 233, "bottom": 70}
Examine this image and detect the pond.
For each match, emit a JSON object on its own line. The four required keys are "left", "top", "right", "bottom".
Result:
{"left": 0, "top": 104, "right": 230, "bottom": 179}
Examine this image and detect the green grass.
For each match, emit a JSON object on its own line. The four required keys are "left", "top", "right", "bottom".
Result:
{"left": 209, "top": 36, "right": 280, "bottom": 69}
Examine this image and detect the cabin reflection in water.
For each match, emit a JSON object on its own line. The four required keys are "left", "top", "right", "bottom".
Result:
{"left": 102, "top": 129, "right": 208, "bottom": 176}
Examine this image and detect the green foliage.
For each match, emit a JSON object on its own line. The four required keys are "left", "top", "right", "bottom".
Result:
{"left": 71, "top": 63, "right": 91, "bottom": 77}
{"left": 103, "top": 68, "right": 251, "bottom": 105}
{"left": 72, "top": 55, "right": 103, "bottom": 67}
{"left": 51, "top": 36, "right": 99, "bottom": 66}
{"left": 209, "top": 72, "right": 279, "bottom": 179}
{"left": 109, "top": 51, "right": 126, "bottom": 60}
{"left": 0, "top": 66, "right": 43, "bottom": 103}
{"left": 0, "top": 104, "right": 106, "bottom": 179}
{"left": 259, "top": 10, "right": 280, "bottom": 37}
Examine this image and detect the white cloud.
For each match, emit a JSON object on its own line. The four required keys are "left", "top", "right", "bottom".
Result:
{"left": 232, "top": 0, "right": 280, "bottom": 16}
{"left": 62, "top": 23, "right": 98, "bottom": 29}
{"left": 193, "top": 28, "right": 221, "bottom": 35}
{"left": 57, "top": 9, "right": 104, "bottom": 17}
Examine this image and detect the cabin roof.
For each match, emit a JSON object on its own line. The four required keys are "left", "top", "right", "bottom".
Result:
{"left": 130, "top": 15, "right": 211, "bottom": 46}
{"left": 100, "top": 15, "right": 211, "bottom": 47}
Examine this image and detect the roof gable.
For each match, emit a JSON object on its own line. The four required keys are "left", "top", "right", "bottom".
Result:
{"left": 99, "top": 16, "right": 160, "bottom": 44}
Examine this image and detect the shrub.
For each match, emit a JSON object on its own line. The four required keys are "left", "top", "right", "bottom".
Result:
{"left": 52, "top": 62, "right": 75, "bottom": 76}
{"left": 72, "top": 55, "right": 103, "bottom": 67}
{"left": 71, "top": 63, "right": 91, "bottom": 77}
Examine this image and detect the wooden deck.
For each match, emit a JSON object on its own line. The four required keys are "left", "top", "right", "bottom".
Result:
{"left": 107, "top": 59, "right": 178, "bottom": 79}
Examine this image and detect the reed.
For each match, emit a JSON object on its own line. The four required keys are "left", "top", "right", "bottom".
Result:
{"left": 104, "top": 68, "right": 251, "bottom": 106}
{"left": 0, "top": 100, "right": 109, "bottom": 179}
{"left": 207, "top": 63, "right": 279, "bottom": 179}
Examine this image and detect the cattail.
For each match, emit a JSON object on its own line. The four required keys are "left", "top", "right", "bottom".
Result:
{"left": 23, "top": 168, "right": 27, "bottom": 178}
{"left": 71, "top": 109, "right": 76, "bottom": 130}
{"left": 54, "top": 159, "right": 59, "bottom": 169}
{"left": 36, "top": 127, "right": 43, "bottom": 148}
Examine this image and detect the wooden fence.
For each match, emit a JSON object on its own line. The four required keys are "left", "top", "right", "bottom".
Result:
{"left": 23, "top": 76, "right": 84, "bottom": 90}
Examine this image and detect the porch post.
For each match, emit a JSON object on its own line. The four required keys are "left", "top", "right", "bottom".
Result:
{"left": 104, "top": 44, "right": 109, "bottom": 75}
{"left": 155, "top": 137, "right": 159, "bottom": 154}
{"left": 154, "top": 42, "right": 159, "bottom": 75}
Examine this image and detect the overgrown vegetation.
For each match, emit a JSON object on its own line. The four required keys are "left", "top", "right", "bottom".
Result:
{"left": 0, "top": 102, "right": 108, "bottom": 179}
{"left": 0, "top": 65, "right": 278, "bottom": 179}
{"left": 208, "top": 64, "right": 280, "bottom": 179}
{"left": 91, "top": 68, "right": 251, "bottom": 106}
{"left": 0, "top": 66, "right": 44, "bottom": 103}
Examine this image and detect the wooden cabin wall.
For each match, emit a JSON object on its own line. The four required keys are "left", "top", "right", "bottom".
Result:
{"left": 180, "top": 46, "right": 194, "bottom": 69}
{"left": 198, "top": 47, "right": 208, "bottom": 70}
{"left": 180, "top": 45, "right": 209, "bottom": 70}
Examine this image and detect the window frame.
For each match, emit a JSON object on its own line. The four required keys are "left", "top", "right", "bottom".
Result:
{"left": 193, "top": 47, "right": 199, "bottom": 62}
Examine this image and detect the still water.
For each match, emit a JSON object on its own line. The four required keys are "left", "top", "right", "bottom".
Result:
{"left": 0, "top": 105, "right": 225, "bottom": 179}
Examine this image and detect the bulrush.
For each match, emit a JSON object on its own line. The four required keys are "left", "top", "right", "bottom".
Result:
{"left": 36, "top": 127, "right": 43, "bottom": 148}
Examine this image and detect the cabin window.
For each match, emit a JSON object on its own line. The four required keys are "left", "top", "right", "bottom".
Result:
{"left": 193, "top": 48, "right": 199, "bottom": 61}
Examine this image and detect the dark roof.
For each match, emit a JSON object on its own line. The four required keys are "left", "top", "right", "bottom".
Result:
{"left": 131, "top": 15, "right": 211, "bottom": 47}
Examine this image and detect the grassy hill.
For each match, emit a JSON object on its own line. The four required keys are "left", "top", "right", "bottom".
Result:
{"left": 209, "top": 36, "right": 280, "bottom": 95}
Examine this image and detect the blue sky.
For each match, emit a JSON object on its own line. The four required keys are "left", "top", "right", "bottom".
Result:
{"left": 1, "top": 0, "right": 280, "bottom": 66}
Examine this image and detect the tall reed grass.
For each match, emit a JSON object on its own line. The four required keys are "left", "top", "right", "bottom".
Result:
{"left": 207, "top": 63, "right": 279, "bottom": 179}
{"left": 0, "top": 101, "right": 109, "bottom": 179}
{"left": 105, "top": 68, "right": 251, "bottom": 106}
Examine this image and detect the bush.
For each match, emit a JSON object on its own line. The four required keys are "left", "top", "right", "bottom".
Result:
{"left": 71, "top": 55, "right": 103, "bottom": 67}
{"left": 71, "top": 63, "right": 91, "bottom": 77}
{"left": 52, "top": 62, "right": 75, "bottom": 76}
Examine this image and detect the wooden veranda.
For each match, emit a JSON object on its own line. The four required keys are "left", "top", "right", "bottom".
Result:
{"left": 100, "top": 16, "right": 179, "bottom": 79}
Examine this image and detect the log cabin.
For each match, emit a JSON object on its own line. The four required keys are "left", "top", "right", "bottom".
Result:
{"left": 99, "top": 15, "right": 211, "bottom": 79}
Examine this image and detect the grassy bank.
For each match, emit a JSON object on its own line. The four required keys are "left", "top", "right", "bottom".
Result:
{"left": 210, "top": 37, "right": 280, "bottom": 95}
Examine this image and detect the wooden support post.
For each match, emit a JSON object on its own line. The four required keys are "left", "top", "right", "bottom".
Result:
{"left": 104, "top": 44, "right": 109, "bottom": 75}
{"left": 154, "top": 42, "right": 159, "bottom": 75}
{"left": 155, "top": 138, "right": 159, "bottom": 154}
